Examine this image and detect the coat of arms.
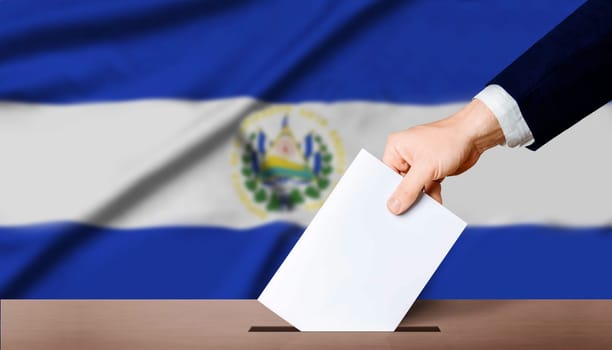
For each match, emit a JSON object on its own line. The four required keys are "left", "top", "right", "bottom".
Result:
{"left": 231, "top": 106, "right": 345, "bottom": 218}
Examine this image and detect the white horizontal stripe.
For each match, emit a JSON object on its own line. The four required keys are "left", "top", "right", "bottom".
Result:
{"left": 0, "top": 98, "right": 610, "bottom": 228}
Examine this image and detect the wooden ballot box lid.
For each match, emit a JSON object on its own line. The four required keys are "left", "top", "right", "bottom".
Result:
{"left": 2, "top": 300, "right": 612, "bottom": 349}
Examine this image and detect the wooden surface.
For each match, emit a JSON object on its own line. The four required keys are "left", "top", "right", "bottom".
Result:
{"left": 2, "top": 300, "right": 612, "bottom": 349}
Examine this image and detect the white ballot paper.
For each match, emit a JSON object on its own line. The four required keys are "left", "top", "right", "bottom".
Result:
{"left": 258, "top": 149, "right": 466, "bottom": 332}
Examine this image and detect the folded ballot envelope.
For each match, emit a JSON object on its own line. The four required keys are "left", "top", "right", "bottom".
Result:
{"left": 258, "top": 149, "right": 466, "bottom": 332}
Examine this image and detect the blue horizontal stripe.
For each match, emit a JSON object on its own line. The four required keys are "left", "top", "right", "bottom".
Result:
{"left": 0, "top": 0, "right": 584, "bottom": 103}
{"left": 1, "top": 222, "right": 611, "bottom": 299}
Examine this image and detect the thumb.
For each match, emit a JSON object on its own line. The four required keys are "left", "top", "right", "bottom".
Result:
{"left": 387, "top": 166, "right": 431, "bottom": 215}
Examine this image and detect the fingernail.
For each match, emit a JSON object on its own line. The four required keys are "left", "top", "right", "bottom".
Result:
{"left": 387, "top": 198, "right": 402, "bottom": 214}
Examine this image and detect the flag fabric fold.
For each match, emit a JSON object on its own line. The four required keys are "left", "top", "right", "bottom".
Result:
{"left": 2, "top": 0, "right": 611, "bottom": 299}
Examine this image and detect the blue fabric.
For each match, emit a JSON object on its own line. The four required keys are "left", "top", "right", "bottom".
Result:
{"left": 1, "top": 223, "right": 612, "bottom": 299}
{"left": 1, "top": 0, "right": 607, "bottom": 299}
{"left": 0, "top": 0, "right": 584, "bottom": 104}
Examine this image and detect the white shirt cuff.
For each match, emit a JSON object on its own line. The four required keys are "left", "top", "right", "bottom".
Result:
{"left": 474, "top": 84, "right": 534, "bottom": 147}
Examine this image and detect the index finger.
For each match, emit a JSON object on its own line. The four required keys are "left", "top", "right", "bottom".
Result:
{"left": 383, "top": 144, "right": 409, "bottom": 174}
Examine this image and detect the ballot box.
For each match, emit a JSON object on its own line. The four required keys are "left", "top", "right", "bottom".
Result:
{"left": 2, "top": 300, "right": 612, "bottom": 349}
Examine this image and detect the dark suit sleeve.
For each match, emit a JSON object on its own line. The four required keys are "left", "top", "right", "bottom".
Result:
{"left": 489, "top": 0, "right": 612, "bottom": 150}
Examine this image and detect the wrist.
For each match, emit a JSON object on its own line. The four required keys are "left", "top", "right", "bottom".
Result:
{"left": 453, "top": 99, "right": 505, "bottom": 154}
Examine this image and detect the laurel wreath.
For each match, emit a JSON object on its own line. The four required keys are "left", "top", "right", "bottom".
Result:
{"left": 241, "top": 132, "right": 333, "bottom": 211}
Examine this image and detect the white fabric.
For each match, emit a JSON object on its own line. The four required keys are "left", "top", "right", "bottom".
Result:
{"left": 1, "top": 99, "right": 612, "bottom": 228}
{"left": 475, "top": 84, "right": 534, "bottom": 147}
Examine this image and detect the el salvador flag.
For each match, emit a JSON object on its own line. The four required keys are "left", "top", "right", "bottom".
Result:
{"left": 1, "top": 0, "right": 611, "bottom": 299}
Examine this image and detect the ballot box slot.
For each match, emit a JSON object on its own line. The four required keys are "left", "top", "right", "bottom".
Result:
{"left": 396, "top": 326, "right": 440, "bottom": 332}
{"left": 249, "top": 326, "right": 299, "bottom": 332}
{"left": 248, "top": 326, "right": 440, "bottom": 332}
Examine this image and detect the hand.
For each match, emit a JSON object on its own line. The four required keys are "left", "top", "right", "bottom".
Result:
{"left": 384, "top": 99, "right": 505, "bottom": 215}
